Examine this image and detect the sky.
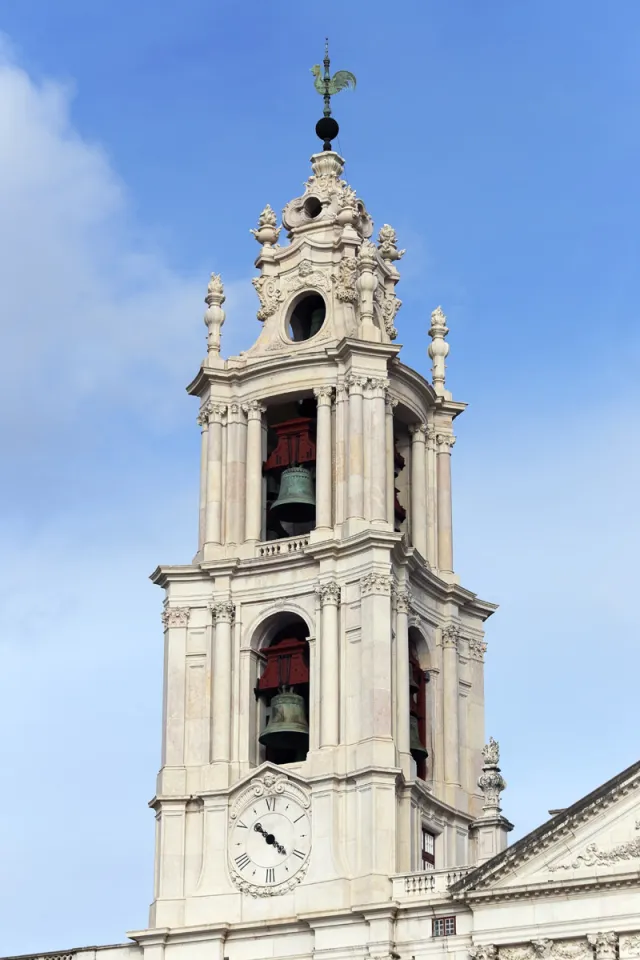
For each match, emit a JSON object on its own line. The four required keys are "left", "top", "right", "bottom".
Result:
{"left": 0, "top": 0, "right": 639, "bottom": 953}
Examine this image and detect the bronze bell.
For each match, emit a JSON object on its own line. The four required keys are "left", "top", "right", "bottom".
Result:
{"left": 259, "top": 690, "right": 309, "bottom": 757}
{"left": 270, "top": 465, "right": 316, "bottom": 524}
{"left": 410, "top": 714, "right": 428, "bottom": 763}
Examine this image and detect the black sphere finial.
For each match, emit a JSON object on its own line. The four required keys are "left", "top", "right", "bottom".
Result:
{"left": 315, "top": 116, "right": 339, "bottom": 151}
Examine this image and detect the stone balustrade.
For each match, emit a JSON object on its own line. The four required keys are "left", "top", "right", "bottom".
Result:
{"left": 392, "top": 866, "right": 471, "bottom": 900}
{"left": 258, "top": 535, "right": 310, "bottom": 558}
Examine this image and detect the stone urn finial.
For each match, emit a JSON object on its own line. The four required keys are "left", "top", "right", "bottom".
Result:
{"left": 250, "top": 204, "right": 281, "bottom": 247}
{"left": 427, "top": 305, "right": 449, "bottom": 396}
{"left": 478, "top": 736, "right": 506, "bottom": 816}
{"left": 204, "top": 273, "right": 225, "bottom": 362}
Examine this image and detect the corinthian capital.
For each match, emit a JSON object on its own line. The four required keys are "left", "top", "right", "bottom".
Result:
{"left": 313, "top": 386, "right": 334, "bottom": 405}
{"left": 211, "top": 600, "right": 236, "bottom": 623}
{"left": 315, "top": 580, "right": 341, "bottom": 605}
{"left": 345, "top": 373, "right": 366, "bottom": 395}
{"left": 409, "top": 422, "right": 428, "bottom": 441}
{"left": 468, "top": 947, "right": 497, "bottom": 960}
{"left": 436, "top": 433, "right": 456, "bottom": 451}
{"left": 161, "top": 607, "right": 190, "bottom": 628}
{"left": 394, "top": 588, "right": 412, "bottom": 614}
{"left": 588, "top": 934, "right": 618, "bottom": 960}
{"left": 243, "top": 399, "right": 267, "bottom": 420}
{"left": 442, "top": 623, "right": 461, "bottom": 649}
{"left": 360, "top": 572, "right": 393, "bottom": 596}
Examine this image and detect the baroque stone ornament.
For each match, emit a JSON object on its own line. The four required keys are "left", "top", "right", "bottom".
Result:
{"left": 588, "top": 935, "right": 618, "bottom": 960}
{"left": 252, "top": 275, "right": 284, "bottom": 321}
{"left": 478, "top": 736, "right": 507, "bottom": 815}
{"left": 204, "top": 273, "right": 225, "bottom": 360}
{"left": 620, "top": 936, "right": 640, "bottom": 958}
{"left": 469, "top": 946, "right": 498, "bottom": 960}
{"left": 377, "top": 224, "right": 405, "bottom": 262}
{"left": 228, "top": 769, "right": 311, "bottom": 898}
{"left": 382, "top": 290, "right": 401, "bottom": 340}
{"left": 428, "top": 305, "right": 450, "bottom": 396}
{"left": 161, "top": 607, "right": 190, "bottom": 628}
{"left": 549, "top": 822, "right": 640, "bottom": 870}
{"left": 531, "top": 941, "right": 554, "bottom": 960}
{"left": 393, "top": 588, "right": 412, "bottom": 614}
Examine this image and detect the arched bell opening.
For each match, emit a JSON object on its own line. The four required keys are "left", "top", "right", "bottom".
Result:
{"left": 409, "top": 630, "right": 429, "bottom": 780}
{"left": 255, "top": 617, "right": 310, "bottom": 766}
{"left": 263, "top": 396, "right": 317, "bottom": 540}
{"left": 392, "top": 421, "right": 409, "bottom": 534}
{"left": 287, "top": 292, "right": 326, "bottom": 342}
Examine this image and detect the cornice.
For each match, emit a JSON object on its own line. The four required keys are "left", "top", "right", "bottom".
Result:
{"left": 452, "top": 870, "right": 640, "bottom": 905}
{"left": 149, "top": 565, "right": 210, "bottom": 588}
{"left": 391, "top": 542, "right": 498, "bottom": 621}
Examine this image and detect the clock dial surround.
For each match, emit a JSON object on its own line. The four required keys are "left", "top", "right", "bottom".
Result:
{"left": 229, "top": 791, "right": 311, "bottom": 893}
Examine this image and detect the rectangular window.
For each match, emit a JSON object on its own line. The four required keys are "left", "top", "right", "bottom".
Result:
{"left": 421, "top": 828, "right": 435, "bottom": 870}
{"left": 432, "top": 917, "right": 456, "bottom": 937}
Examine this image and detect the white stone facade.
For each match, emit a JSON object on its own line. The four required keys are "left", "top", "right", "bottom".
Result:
{"left": 6, "top": 149, "right": 640, "bottom": 960}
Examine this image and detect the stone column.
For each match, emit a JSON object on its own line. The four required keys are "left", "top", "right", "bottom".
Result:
{"left": 197, "top": 406, "right": 209, "bottom": 551}
{"left": 367, "top": 379, "right": 388, "bottom": 523}
{"left": 426, "top": 426, "right": 437, "bottom": 568}
{"left": 205, "top": 404, "right": 226, "bottom": 545}
{"left": 409, "top": 423, "right": 428, "bottom": 558}
{"left": 442, "top": 623, "right": 460, "bottom": 786}
{"left": 225, "top": 403, "right": 247, "bottom": 544}
{"left": 436, "top": 433, "right": 456, "bottom": 573}
{"left": 346, "top": 375, "right": 365, "bottom": 520}
{"left": 211, "top": 600, "right": 235, "bottom": 762}
{"left": 334, "top": 385, "right": 347, "bottom": 525}
{"left": 160, "top": 607, "right": 190, "bottom": 768}
{"left": 385, "top": 395, "right": 397, "bottom": 526}
{"left": 394, "top": 588, "right": 411, "bottom": 765}
{"left": 313, "top": 387, "right": 333, "bottom": 531}
{"left": 244, "top": 401, "right": 265, "bottom": 542}
{"left": 317, "top": 581, "right": 341, "bottom": 747}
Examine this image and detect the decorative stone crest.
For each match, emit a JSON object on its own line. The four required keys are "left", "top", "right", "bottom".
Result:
{"left": 316, "top": 581, "right": 341, "bottom": 605}
{"left": 285, "top": 262, "right": 331, "bottom": 295}
{"left": 478, "top": 737, "right": 507, "bottom": 815}
{"left": 333, "top": 255, "right": 358, "bottom": 302}
{"left": 204, "top": 273, "right": 225, "bottom": 360}
{"left": 252, "top": 275, "right": 284, "bottom": 321}
{"left": 360, "top": 572, "right": 393, "bottom": 596}
{"left": 428, "top": 305, "right": 450, "bottom": 396}
{"left": 161, "top": 607, "right": 190, "bottom": 628}
{"left": 550, "top": 822, "right": 640, "bottom": 870}
{"left": 381, "top": 291, "right": 401, "bottom": 340}
{"left": 377, "top": 224, "right": 406, "bottom": 262}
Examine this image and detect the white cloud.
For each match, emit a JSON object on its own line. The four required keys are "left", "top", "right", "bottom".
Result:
{"left": 0, "top": 44, "right": 256, "bottom": 440}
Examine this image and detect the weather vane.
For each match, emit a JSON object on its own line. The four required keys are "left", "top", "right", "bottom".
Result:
{"left": 311, "top": 39, "right": 356, "bottom": 151}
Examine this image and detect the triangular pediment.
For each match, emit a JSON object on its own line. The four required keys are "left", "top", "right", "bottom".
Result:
{"left": 452, "top": 760, "right": 640, "bottom": 900}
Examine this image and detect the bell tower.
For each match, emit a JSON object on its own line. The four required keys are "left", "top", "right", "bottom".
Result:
{"left": 139, "top": 58, "right": 504, "bottom": 960}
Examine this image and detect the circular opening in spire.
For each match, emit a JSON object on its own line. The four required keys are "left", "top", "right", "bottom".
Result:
{"left": 304, "top": 196, "right": 322, "bottom": 219}
{"left": 288, "top": 294, "right": 326, "bottom": 342}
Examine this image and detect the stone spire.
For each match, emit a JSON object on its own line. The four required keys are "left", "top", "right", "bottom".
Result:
{"left": 427, "top": 305, "right": 449, "bottom": 397}
{"left": 204, "top": 273, "right": 226, "bottom": 366}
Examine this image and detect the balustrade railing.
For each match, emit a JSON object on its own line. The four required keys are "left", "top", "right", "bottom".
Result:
{"left": 392, "top": 866, "right": 471, "bottom": 899}
{"left": 258, "top": 536, "right": 310, "bottom": 558}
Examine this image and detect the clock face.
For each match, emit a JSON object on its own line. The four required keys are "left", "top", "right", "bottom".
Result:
{"left": 229, "top": 791, "right": 311, "bottom": 891}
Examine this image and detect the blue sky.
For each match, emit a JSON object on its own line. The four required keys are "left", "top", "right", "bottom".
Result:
{"left": 1, "top": 0, "right": 639, "bottom": 953}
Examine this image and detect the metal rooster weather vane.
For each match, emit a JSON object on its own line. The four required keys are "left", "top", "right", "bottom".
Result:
{"left": 311, "top": 39, "right": 356, "bottom": 150}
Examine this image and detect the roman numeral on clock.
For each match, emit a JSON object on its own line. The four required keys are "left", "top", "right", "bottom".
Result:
{"left": 235, "top": 853, "right": 251, "bottom": 870}
{"left": 292, "top": 849, "right": 305, "bottom": 859}
{"left": 265, "top": 797, "right": 275, "bottom": 811}
{"left": 265, "top": 867, "right": 276, "bottom": 883}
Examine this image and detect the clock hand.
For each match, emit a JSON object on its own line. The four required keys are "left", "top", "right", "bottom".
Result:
{"left": 253, "top": 822, "right": 286, "bottom": 856}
